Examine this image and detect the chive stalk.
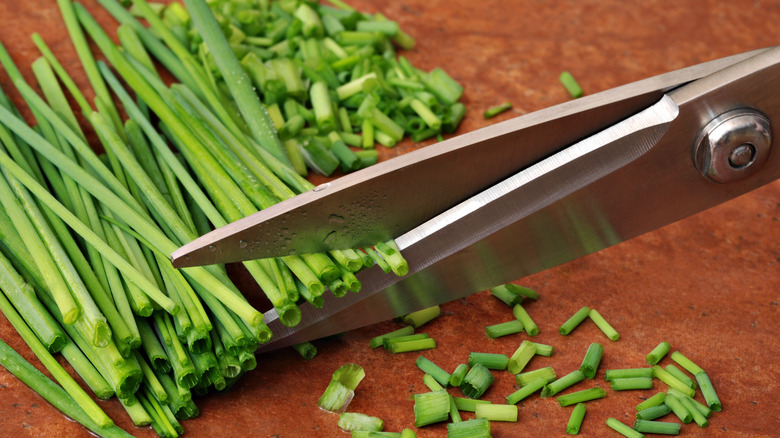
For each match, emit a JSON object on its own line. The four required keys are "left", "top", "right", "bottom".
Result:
{"left": 605, "top": 368, "right": 654, "bottom": 381}
{"left": 559, "top": 306, "right": 590, "bottom": 335}
{"left": 483, "top": 102, "right": 512, "bottom": 119}
{"left": 446, "top": 418, "right": 490, "bottom": 438}
{"left": 557, "top": 387, "right": 606, "bottom": 407}
{"left": 579, "top": 343, "right": 604, "bottom": 379}
{"left": 609, "top": 377, "right": 653, "bottom": 391}
{"left": 652, "top": 366, "right": 695, "bottom": 397}
{"left": 402, "top": 305, "right": 440, "bottom": 328}
{"left": 506, "top": 376, "right": 547, "bottom": 405}
{"left": 635, "top": 404, "right": 672, "bottom": 421}
{"left": 646, "top": 342, "right": 671, "bottom": 365}
{"left": 512, "top": 304, "right": 539, "bottom": 336}
{"left": 605, "top": 418, "right": 644, "bottom": 438}
{"left": 474, "top": 403, "right": 517, "bottom": 422}
{"left": 452, "top": 397, "right": 492, "bottom": 412}
{"left": 415, "top": 356, "right": 451, "bottom": 387}
{"left": 695, "top": 372, "right": 721, "bottom": 412}
{"left": 633, "top": 419, "right": 681, "bottom": 435}
{"left": 388, "top": 337, "right": 436, "bottom": 353}
{"left": 507, "top": 340, "right": 536, "bottom": 374}
{"left": 485, "top": 320, "right": 524, "bottom": 339}
{"left": 670, "top": 351, "right": 705, "bottom": 376}
{"left": 664, "top": 364, "right": 696, "bottom": 390}
{"left": 542, "top": 370, "right": 585, "bottom": 398}
{"left": 460, "top": 363, "right": 494, "bottom": 399}
{"left": 636, "top": 392, "right": 666, "bottom": 411}
{"left": 338, "top": 412, "right": 384, "bottom": 432}
{"left": 468, "top": 352, "right": 508, "bottom": 371}
{"left": 588, "top": 309, "right": 619, "bottom": 341}
{"left": 369, "top": 326, "right": 414, "bottom": 348}
{"left": 413, "top": 389, "right": 450, "bottom": 427}
{"left": 449, "top": 364, "right": 469, "bottom": 386}
{"left": 559, "top": 71, "right": 584, "bottom": 98}
{"left": 516, "top": 367, "right": 557, "bottom": 386}
{"left": 566, "top": 403, "right": 587, "bottom": 435}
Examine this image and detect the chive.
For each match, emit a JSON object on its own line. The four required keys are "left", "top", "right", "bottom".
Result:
{"left": 415, "top": 356, "right": 450, "bottom": 387}
{"left": 388, "top": 338, "right": 436, "bottom": 354}
{"left": 409, "top": 99, "right": 441, "bottom": 129}
{"left": 449, "top": 395, "right": 462, "bottom": 423}
{"left": 512, "top": 304, "right": 539, "bottom": 336}
{"left": 318, "top": 363, "right": 365, "bottom": 413}
{"left": 636, "top": 392, "right": 666, "bottom": 411}
{"left": 610, "top": 377, "right": 653, "bottom": 391}
{"left": 0, "top": 340, "right": 132, "bottom": 438}
{"left": 666, "top": 388, "right": 712, "bottom": 418}
{"left": 422, "top": 67, "right": 463, "bottom": 105}
{"left": 670, "top": 351, "right": 705, "bottom": 376}
{"left": 402, "top": 305, "right": 440, "bottom": 328}
{"left": 566, "top": 403, "right": 587, "bottom": 435}
{"left": 605, "top": 368, "right": 654, "bottom": 381}
{"left": 506, "top": 376, "right": 547, "bottom": 405}
{"left": 542, "top": 370, "right": 585, "bottom": 398}
{"left": 663, "top": 394, "right": 692, "bottom": 424}
{"left": 529, "top": 342, "right": 554, "bottom": 357}
{"left": 507, "top": 340, "right": 536, "bottom": 374}
{"left": 484, "top": 102, "right": 512, "bottom": 118}
{"left": 383, "top": 333, "right": 430, "bottom": 349}
{"left": 695, "top": 372, "right": 721, "bottom": 412}
{"left": 664, "top": 364, "right": 696, "bottom": 389}
{"left": 452, "top": 397, "right": 491, "bottom": 412}
{"left": 423, "top": 374, "right": 444, "bottom": 392}
{"left": 447, "top": 418, "right": 490, "bottom": 438}
{"left": 579, "top": 343, "right": 604, "bottom": 379}
{"left": 475, "top": 403, "right": 517, "bottom": 422}
{"left": 338, "top": 412, "right": 384, "bottom": 432}
{"left": 460, "top": 363, "right": 494, "bottom": 399}
{"left": 559, "top": 306, "right": 590, "bottom": 335}
{"left": 468, "top": 352, "right": 508, "bottom": 371}
{"left": 449, "top": 364, "right": 469, "bottom": 386}
{"left": 413, "top": 389, "right": 450, "bottom": 427}
{"left": 369, "top": 325, "right": 414, "bottom": 349}
{"left": 489, "top": 284, "right": 523, "bottom": 307}
{"left": 557, "top": 387, "right": 606, "bottom": 407}
{"left": 678, "top": 396, "right": 709, "bottom": 427}
{"left": 292, "top": 342, "right": 317, "bottom": 360}
{"left": 485, "top": 320, "right": 524, "bottom": 339}
{"left": 633, "top": 419, "right": 681, "bottom": 435}
{"left": 636, "top": 404, "right": 672, "bottom": 421}
{"left": 652, "top": 366, "right": 695, "bottom": 397}
{"left": 516, "top": 367, "right": 557, "bottom": 386}
{"left": 588, "top": 309, "right": 619, "bottom": 341}
{"left": 606, "top": 418, "right": 644, "bottom": 438}
{"left": 646, "top": 341, "right": 671, "bottom": 365}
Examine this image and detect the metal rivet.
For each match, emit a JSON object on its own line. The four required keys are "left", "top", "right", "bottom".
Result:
{"left": 693, "top": 109, "right": 772, "bottom": 183}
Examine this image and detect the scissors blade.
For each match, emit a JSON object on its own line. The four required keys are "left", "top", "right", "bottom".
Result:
{"left": 171, "top": 49, "right": 768, "bottom": 267}
{"left": 256, "top": 45, "right": 780, "bottom": 351}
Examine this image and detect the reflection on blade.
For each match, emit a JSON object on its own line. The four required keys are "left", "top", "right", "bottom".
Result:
{"left": 257, "top": 96, "right": 679, "bottom": 351}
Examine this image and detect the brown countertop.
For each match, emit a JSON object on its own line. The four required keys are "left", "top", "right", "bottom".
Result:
{"left": 0, "top": 1, "right": 778, "bottom": 437}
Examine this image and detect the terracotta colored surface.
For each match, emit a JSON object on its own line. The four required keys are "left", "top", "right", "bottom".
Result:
{"left": 0, "top": 1, "right": 778, "bottom": 437}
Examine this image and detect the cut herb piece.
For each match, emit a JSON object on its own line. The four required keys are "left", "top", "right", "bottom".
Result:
{"left": 605, "top": 368, "right": 654, "bottom": 381}
{"left": 489, "top": 284, "right": 523, "bottom": 307}
{"left": 635, "top": 404, "right": 672, "bottom": 421}
{"left": 664, "top": 364, "right": 696, "bottom": 390}
{"left": 423, "top": 374, "right": 444, "bottom": 392}
{"left": 609, "top": 377, "right": 653, "bottom": 391}
{"left": 566, "top": 403, "right": 587, "bottom": 435}
{"left": 483, "top": 102, "right": 512, "bottom": 118}
{"left": 646, "top": 341, "right": 671, "bottom": 365}
{"left": 460, "top": 363, "right": 494, "bottom": 399}
{"left": 663, "top": 394, "right": 692, "bottom": 424}
{"left": 468, "top": 352, "right": 508, "bottom": 371}
{"left": 318, "top": 363, "right": 365, "bottom": 413}
{"left": 559, "top": 306, "right": 590, "bottom": 335}
{"left": 388, "top": 338, "right": 436, "bottom": 354}
{"left": 292, "top": 342, "right": 317, "bottom": 360}
{"left": 559, "top": 71, "right": 583, "bottom": 98}
{"left": 679, "top": 396, "right": 709, "bottom": 428}
{"left": 507, "top": 340, "right": 536, "bottom": 374}
{"left": 588, "top": 309, "right": 619, "bottom": 341}
{"left": 506, "top": 376, "right": 547, "bottom": 405}
{"left": 516, "top": 367, "right": 557, "bottom": 386}
{"left": 485, "top": 320, "right": 524, "bottom": 339}
{"left": 415, "top": 356, "right": 450, "bottom": 387}
{"left": 542, "top": 370, "right": 585, "bottom": 398}
{"left": 452, "top": 397, "right": 492, "bottom": 412}
{"left": 579, "top": 343, "right": 604, "bottom": 379}
{"left": 633, "top": 419, "right": 681, "bottom": 435}
{"left": 413, "top": 389, "right": 450, "bottom": 427}
{"left": 695, "top": 372, "right": 721, "bottom": 412}
{"left": 338, "top": 412, "right": 384, "bottom": 432}
{"left": 670, "top": 351, "right": 705, "bottom": 376}
{"left": 402, "top": 305, "right": 440, "bottom": 328}
{"left": 475, "top": 403, "right": 517, "bottom": 422}
{"left": 529, "top": 342, "right": 554, "bottom": 357}
{"left": 652, "top": 366, "right": 695, "bottom": 397}
{"left": 369, "top": 326, "right": 414, "bottom": 349}
{"left": 557, "top": 387, "right": 606, "bottom": 407}
{"left": 505, "top": 284, "right": 539, "bottom": 300}
{"left": 512, "top": 304, "right": 539, "bottom": 336}
{"left": 446, "top": 418, "right": 490, "bottom": 438}
{"left": 636, "top": 392, "right": 666, "bottom": 411}
{"left": 606, "top": 417, "right": 644, "bottom": 438}
{"left": 449, "top": 364, "right": 469, "bottom": 386}
{"left": 383, "top": 333, "right": 430, "bottom": 349}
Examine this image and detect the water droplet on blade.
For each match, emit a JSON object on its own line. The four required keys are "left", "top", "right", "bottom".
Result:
{"left": 329, "top": 214, "right": 345, "bottom": 224}
{"left": 208, "top": 244, "right": 217, "bottom": 252}
{"left": 323, "top": 230, "right": 336, "bottom": 245}
{"left": 239, "top": 240, "right": 248, "bottom": 249}
{"left": 314, "top": 183, "right": 331, "bottom": 192}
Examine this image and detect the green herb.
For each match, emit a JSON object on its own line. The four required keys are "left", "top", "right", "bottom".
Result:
{"left": 468, "top": 352, "right": 508, "bottom": 371}
{"left": 635, "top": 404, "right": 672, "bottom": 421}
{"left": 507, "top": 340, "right": 536, "bottom": 374}
{"left": 559, "top": 306, "right": 590, "bottom": 335}
{"left": 415, "top": 356, "right": 450, "bottom": 387}
{"left": 566, "top": 403, "right": 587, "bottom": 435}
{"left": 579, "top": 343, "right": 604, "bottom": 379}
{"left": 557, "top": 387, "right": 606, "bottom": 407}
{"left": 485, "top": 320, "right": 524, "bottom": 339}
{"left": 452, "top": 397, "right": 492, "bottom": 412}
{"left": 460, "top": 363, "right": 494, "bottom": 399}
{"left": 633, "top": 419, "right": 680, "bottom": 435}
{"left": 605, "top": 417, "right": 644, "bottom": 438}
{"left": 446, "top": 418, "right": 490, "bottom": 438}
{"left": 605, "top": 368, "right": 654, "bottom": 381}
{"left": 369, "top": 326, "right": 414, "bottom": 349}
{"left": 542, "top": 370, "right": 585, "bottom": 398}
{"left": 338, "top": 412, "right": 384, "bottom": 432}
{"left": 670, "top": 351, "right": 705, "bottom": 375}
{"left": 506, "top": 376, "right": 547, "bottom": 405}
{"left": 695, "top": 372, "right": 721, "bottom": 412}
{"left": 413, "top": 389, "right": 450, "bottom": 427}
{"left": 388, "top": 338, "right": 436, "bottom": 354}
{"left": 664, "top": 364, "right": 696, "bottom": 389}
{"left": 318, "top": 364, "right": 365, "bottom": 413}
{"left": 559, "top": 71, "right": 583, "bottom": 98}
{"left": 489, "top": 284, "right": 524, "bottom": 307}
{"left": 383, "top": 333, "right": 430, "bottom": 349}
{"left": 666, "top": 388, "right": 711, "bottom": 418}
{"left": 663, "top": 394, "right": 692, "bottom": 424}
{"left": 588, "top": 309, "right": 619, "bottom": 341}
{"left": 292, "top": 342, "right": 317, "bottom": 360}
{"left": 529, "top": 342, "right": 554, "bottom": 357}
{"left": 475, "top": 403, "right": 517, "bottom": 422}
{"left": 636, "top": 392, "right": 666, "bottom": 411}
{"left": 512, "top": 304, "right": 539, "bottom": 336}
{"left": 483, "top": 102, "right": 512, "bottom": 118}
{"left": 646, "top": 341, "right": 671, "bottom": 365}
{"left": 652, "top": 366, "right": 695, "bottom": 397}
{"left": 516, "top": 367, "right": 557, "bottom": 386}
{"left": 679, "top": 396, "right": 709, "bottom": 427}
{"left": 449, "top": 363, "right": 469, "bottom": 386}
{"left": 422, "top": 374, "right": 444, "bottom": 391}
{"left": 609, "top": 377, "right": 653, "bottom": 391}
{"left": 402, "top": 305, "right": 441, "bottom": 327}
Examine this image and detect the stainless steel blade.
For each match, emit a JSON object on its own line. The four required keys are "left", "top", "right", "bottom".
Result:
{"left": 171, "top": 50, "right": 768, "bottom": 267}
{"left": 257, "top": 46, "right": 780, "bottom": 351}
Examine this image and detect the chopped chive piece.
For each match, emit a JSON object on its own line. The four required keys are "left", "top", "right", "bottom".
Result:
{"left": 559, "top": 306, "right": 590, "bottom": 335}
{"left": 351, "top": 432, "right": 400, "bottom": 438}
{"left": 529, "top": 342, "right": 554, "bottom": 357}
{"left": 369, "top": 325, "right": 414, "bottom": 349}
{"left": 413, "top": 389, "right": 450, "bottom": 427}
{"left": 452, "top": 397, "right": 491, "bottom": 412}
{"left": 666, "top": 389, "right": 712, "bottom": 418}
{"left": 652, "top": 366, "right": 695, "bottom": 397}
{"left": 633, "top": 419, "right": 681, "bottom": 435}
{"left": 557, "top": 387, "right": 606, "bottom": 407}
{"left": 422, "top": 67, "right": 463, "bottom": 105}
{"left": 567, "top": 403, "right": 587, "bottom": 435}
{"left": 449, "top": 364, "right": 469, "bottom": 386}
{"left": 475, "top": 403, "right": 517, "bottom": 422}
{"left": 506, "top": 376, "right": 547, "bottom": 405}
{"left": 483, "top": 102, "right": 512, "bottom": 118}
{"left": 663, "top": 394, "right": 692, "bottom": 424}
{"left": 485, "top": 320, "right": 524, "bottom": 338}
{"left": 402, "top": 305, "right": 440, "bottom": 328}
{"left": 400, "top": 429, "right": 416, "bottom": 438}
{"left": 318, "top": 364, "right": 365, "bottom": 413}
{"left": 695, "top": 372, "right": 721, "bottom": 412}
{"left": 605, "top": 368, "right": 654, "bottom": 381}
{"left": 542, "top": 370, "right": 585, "bottom": 398}
{"left": 610, "top": 377, "right": 653, "bottom": 391}
{"left": 646, "top": 341, "right": 671, "bottom": 365}
{"left": 506, "top": 284, "right": 539, "bottom": 299}
{"left": 338, "top": 412, "right": 384, "bottom": 432}
{"left": 516, "top": 367, "right": 557, "bottom": 386}
{"left": 636, "top": 404, "right": 672, "bottom": 421}
{"left": 447, "top": 418, "right": 490, "bottom": 438}
{"left": 670, "top": 351, "right": 705, "bottom": 376}
{"left": 507, "top": 340, "right": 536, "bottom": 374}
{"left": 579, "top": 343, "right": 604, "bottom": 379}
{"left": 460, "top": 363, "right": 494, "bottom": 399}
{"left": 415, "top": 356, "right": 451, "bottom": 387}
{"left": 512, "top": 304, "right": 539, "bottom": 336}
{"left": 292, "top": 342, "right": 317, "bottom": 360}
{"left": 423, "top": 374, "right": 444, "bottom": 391}
{"left": 468, "top": 352, "right": 508, "bottom": 371}
{"left": 678, "top": 396, "right": 709, "bottom": 427}
{"left": 388, "top": 338, "right": 436, "bottom": 354}
{"left": 588, "top": 309, "right": 619, "bottom": 341}
{"left": 636, "top": 392, "right": 666, "bottom": 411}
{"left": 664, "top": 365, "right": 696, "bottom": 389}
{"left": 489, "top": 284, "right": 523, "bottom": 307}
{"left": 606, "top": 418, "right": 644, "bottom": 438}
{"left": 383, "top": 333, "right": 429, "bottom": 349}
{"left": 559, "top": 71, "right": 584, "bottom": 98}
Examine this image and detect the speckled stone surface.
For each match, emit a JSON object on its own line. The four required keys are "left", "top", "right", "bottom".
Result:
{"left": 0, "top": 1, "right": 778, "bottom": 437}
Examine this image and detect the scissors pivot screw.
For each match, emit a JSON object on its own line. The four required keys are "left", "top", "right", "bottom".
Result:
{"left": 694, "top": 109, "right": 771, "bottom": 183}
